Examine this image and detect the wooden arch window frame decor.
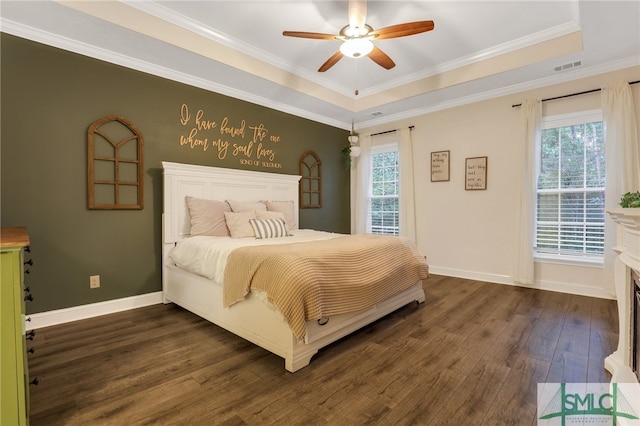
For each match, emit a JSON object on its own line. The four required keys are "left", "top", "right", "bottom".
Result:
{"left": 88, "top": 115, "right": 144, "bottom": 209}
{"left": 299, "top": 150, "right": 322, "bottom": 208}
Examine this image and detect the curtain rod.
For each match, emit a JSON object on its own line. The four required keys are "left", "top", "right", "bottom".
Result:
{"left": 370, "top": 125, "right": 415, "bottom": 137}
{"left": 511, "top": 79, "right": 640, "bottom": 108}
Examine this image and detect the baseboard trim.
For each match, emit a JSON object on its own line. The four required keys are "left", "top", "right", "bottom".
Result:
{"left": 26, "top": 292, "right": 163, "bottom": 331}
{"left": 525, "top": 279, "right": 615, "bottom": 300}
{"left": 429, "top": 266, "right": 512, "bottom": 285}
{"left": 428, "top": 266, "right": 615, "bottom": 300}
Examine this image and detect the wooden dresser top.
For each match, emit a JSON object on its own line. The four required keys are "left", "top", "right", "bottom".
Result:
{"left": 0, "top": 227, "right": 30, "bottom": 248}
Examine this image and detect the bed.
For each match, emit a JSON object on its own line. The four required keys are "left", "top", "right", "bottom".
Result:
{"left": 162, "top": 161, "right": 428, "bottom": 372}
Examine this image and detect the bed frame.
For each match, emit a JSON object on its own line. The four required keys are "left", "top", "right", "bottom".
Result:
{"left": 162, "top": 161, "right": 425, "bottom": 372}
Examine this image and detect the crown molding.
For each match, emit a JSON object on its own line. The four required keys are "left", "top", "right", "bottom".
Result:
{"left": 358, "top": 56, "right": 640, "bottom": 129}
{"left": 124, "top": 1, "right": 583, "bottom": 102}
{"left": 360, "top": 21, "right": 582, "bottom": 97}
{"left": 121, "top": 0, "right": 354, "bottom": 98}
{"left": 3, "top": 15, "right": 637, "bottom": 132}
{"left": 0, "top": 18, "right": 348, "bottom": 129}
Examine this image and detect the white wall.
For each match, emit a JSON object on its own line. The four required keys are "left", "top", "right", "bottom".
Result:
{"left": 357, "top": 66, "right": 640, "bottom": 299}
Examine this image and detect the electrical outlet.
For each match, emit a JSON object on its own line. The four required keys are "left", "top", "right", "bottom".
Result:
{"left": 90, "top": 275, "right": 100, "bottom": 289}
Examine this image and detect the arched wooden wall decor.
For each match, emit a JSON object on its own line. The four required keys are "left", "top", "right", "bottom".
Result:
{"left": 87, "top": 115, "right": 144, "bottom": 209}
{"left": 299, "top": 150, "right": 322, "bottom": 208}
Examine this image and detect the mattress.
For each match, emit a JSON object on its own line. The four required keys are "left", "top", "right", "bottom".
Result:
{"left": 168, "top": 229, "right": 341, "bottom": 283}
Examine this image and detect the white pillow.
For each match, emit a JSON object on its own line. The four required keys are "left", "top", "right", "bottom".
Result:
{"left": 249, "top": 218, "right": 289, "bottom": 239}
{"left": 224, "top": 211, "right": 256, "bottom": 238}
{"left": 227, "top": 200, "right": 267, "bottom": 213}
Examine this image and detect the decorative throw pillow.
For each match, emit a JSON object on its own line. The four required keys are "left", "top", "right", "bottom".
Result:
{"left": 224, "top": 211, "right": 257, "bottom": 238}
{"left": 249, "top": 218, "right": 289, "bottom": 239}
{"left": 264, "top": 200, "right": 297, "bottom": 230}
{"left": 226, "top": 200, "right": 267, "bottom": 213}
{"left": 185, "top": 196, "right": 231, "bottom": 237}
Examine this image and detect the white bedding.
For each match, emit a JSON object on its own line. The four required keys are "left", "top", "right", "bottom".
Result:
{"left": 168, "top": 229, "right": 341, "bottom": 283}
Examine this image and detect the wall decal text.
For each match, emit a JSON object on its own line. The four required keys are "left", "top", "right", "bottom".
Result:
{"left": 178, "top": 103, "right": 282, "bottom": 169}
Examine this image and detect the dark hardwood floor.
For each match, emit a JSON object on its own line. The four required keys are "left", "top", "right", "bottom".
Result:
{"left": 27, "top": 275, "right": 618, "bottom": 425}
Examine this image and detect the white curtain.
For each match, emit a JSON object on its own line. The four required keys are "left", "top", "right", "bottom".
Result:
{"left": 354, "top": 134, "right": 372, "bottom": 234}
{"left": 513, "top": 99, "right": 541, "bottom": 285}
{"left": 398, "top": 128, "right": 417, "bottom": 243}
{"left": 602, "top": 82, "right": 640, "bottom": 289}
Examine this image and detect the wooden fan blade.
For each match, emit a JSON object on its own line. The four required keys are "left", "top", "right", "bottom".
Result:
{"left": 318, "top": 51, "right": 344, "bottom": 72}
{"left": 368, "top": 46, "right": 395, "bottom": 70}
{"left": 369, "top": 20, "right": 434, "bottom": 40}
{"left": 348, "top": 0, "right": 367, "bottom": 30}
{"left": 282, "top": 31, "right": 338, "bottom": 40}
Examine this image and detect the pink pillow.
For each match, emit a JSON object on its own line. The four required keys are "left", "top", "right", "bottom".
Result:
{"left": 264, "top": 200, "right": 297, "bottom": 230}
{"left": 185, "top": 196, "right": 231, "bottom": 237}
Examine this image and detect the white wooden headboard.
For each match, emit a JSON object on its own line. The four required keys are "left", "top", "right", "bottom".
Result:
{"left": 162, "top": 161, "right": 301, "bottom": 243}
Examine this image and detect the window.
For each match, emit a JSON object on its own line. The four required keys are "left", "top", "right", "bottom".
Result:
{"left": 536, "top": 110, "right": 605, "bottom": 259}
{"left": 370, "top": 144, "right": 399, "bottom": 235}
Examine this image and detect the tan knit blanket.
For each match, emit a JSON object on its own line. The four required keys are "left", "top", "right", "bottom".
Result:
{"left": 223, "top": 234, "right": 429, "bottom": 340}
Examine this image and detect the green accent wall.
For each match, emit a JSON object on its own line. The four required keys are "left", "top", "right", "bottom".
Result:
{"left": 0, "top": 34, "right": 350, "bottom": 314}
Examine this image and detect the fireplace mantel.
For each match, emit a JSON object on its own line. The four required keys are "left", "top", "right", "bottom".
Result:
{"left": 608, "top": 208, "right": 640, "bottom": 271}
{"left": 605, "top": 207, "right": 640, "bottom": 384}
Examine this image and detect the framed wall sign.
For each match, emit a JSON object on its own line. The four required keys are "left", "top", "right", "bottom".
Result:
{"left": 431, "top": 150, "right": 450, "bottom": 182}
{"left": 465, "top": 156, "right": 487, "bottom": 190}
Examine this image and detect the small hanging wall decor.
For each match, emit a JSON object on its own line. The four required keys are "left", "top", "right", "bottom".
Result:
{"left": 465, "top": 156, "right": 488, "bottom": 190}
{"left": 431, "top": 150, "right": 450, "bottom": 182}
{"left": 299, "top": 150, "right": 322, "bottom": 208}
{"left": 87, "top": 115, "right": 144, "bottom": 209}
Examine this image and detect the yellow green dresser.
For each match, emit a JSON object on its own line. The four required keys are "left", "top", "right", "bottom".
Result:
{"left": 1, "top": 227, "right": 31, "bottom": 425}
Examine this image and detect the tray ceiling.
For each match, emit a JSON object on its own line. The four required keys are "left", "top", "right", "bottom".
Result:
{"left": 1, "top": 1, "right": 638, "bottom": 130}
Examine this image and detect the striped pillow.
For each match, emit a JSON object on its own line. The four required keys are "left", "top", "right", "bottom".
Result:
{"left": 249, "top": 218, "right": 289, "bottom": 239}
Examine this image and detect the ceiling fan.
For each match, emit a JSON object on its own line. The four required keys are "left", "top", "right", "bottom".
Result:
{"left": 282, "top": 0, "right": 434, "bottom": 72}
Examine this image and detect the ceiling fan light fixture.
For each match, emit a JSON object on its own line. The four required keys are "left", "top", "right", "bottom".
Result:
{"left": 282, "top": 4, "right": 434, "bottom": 72}
{"left": 340, "top": 38, "right": 374, "bottom": 58}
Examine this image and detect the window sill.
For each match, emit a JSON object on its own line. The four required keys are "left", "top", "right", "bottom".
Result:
{"left": 534, "top": 253, "right": 604, "bottom": 268}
